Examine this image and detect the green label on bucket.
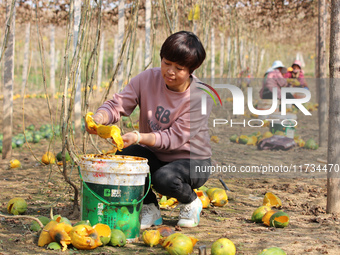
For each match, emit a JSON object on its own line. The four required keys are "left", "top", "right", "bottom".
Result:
{"left": 104, "top": 189, "right": 111, "bottom": 197}
{"left": 81, "top": 182, "right": 145, "bottom": 240}
{"left": 85, "top": 182, "right": 143, "bottom": 202}
{"left": 103, "top": 188, "right": 121, "bottom": 197}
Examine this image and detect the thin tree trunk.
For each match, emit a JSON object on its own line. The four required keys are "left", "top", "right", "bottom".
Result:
{"left": 327, "top": 0, "right": 340, "bottom": 214}
{"left": 113, "top": 34, "right": 118, "bottom": 69}
{"left": 211, "top": 28, "right": 215, "bottom": 85}
{"left": 250, "top": 41, "right": 255, "bottom": 76}
{"left": 2, "top": 0, "right": 15, "bottom": 159}
{"left": 97, "top": 32, "right": 104, "bottom": 92}
{"left": 171, "top": 0, "right": 178, "bottom": 32}
{"left": 226, "top": 36, "right": 231, "bottom": 78}
{"left": 145, "top": 0, "right": 151, "bottom": 69}
{"left": 233, "top": 37, "right": 237, "bottom": 77}
{"left": 21, "top": 22, "right": 30, "bottom": 97}
{"left": 137, "top": 39, "right": 142, "bottom": 74}
{"left": 74, "top": 0, "right": 82, "bottom": 139}
{"left": 257, "top": 48, "right": 265, "bottom": 77}
{"left": 318, "top": 0, "right": 328, "bottom": 147}
{"left": 315, "top": 28, "right": 319, "bottom": 78}
{"left": 56, "top": 49, "right": 60, "bottom": 77}
{"left": 236, "top": 26, "right": 242, "bottom": 74}
{"left": 50, "top": 24, "right": 55, "bottom": 95}
{"left": 117, "top": 0, "right": 125, "bottom": 91}
{"left": 219, "top": 33, "right": 224, "bottom": 78}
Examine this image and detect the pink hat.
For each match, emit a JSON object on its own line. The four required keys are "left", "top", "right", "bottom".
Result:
{"left": 292, "top": 60, "right": 302, "bottom": 69}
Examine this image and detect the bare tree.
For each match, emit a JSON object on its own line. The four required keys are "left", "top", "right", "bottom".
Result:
{"left": 327, "top": 0, "right": 340, "bottom": 214}
{"left": 22, "top": 22, "right": 30, "bottom": 97}
{"left": 2, "top": 0, "right": 15, "bottom": 159}
{"left": 50, "top": 24, "right": 55, "bottom": 95}
{"left": 74, "top": 0, "right": 82, "bottom": 139}
{"left": 145, "top": 0, "right": 151, "bottom": 69}
{"left": 97, "top": 31, "right": 105, "bottom": 93}
{"left": 318, "top": 0, "right": 328, "bottom": 147}
{"left": 117, "top": 0, "right": 125, "bottom": 90}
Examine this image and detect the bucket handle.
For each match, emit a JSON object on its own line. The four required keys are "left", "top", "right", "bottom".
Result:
{"left": 78, "top": 166, "right": 151, "bottom": 206}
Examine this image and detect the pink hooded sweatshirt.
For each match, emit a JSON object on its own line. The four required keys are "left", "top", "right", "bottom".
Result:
{"left": 96, "top": 68, "right": 213, "bottom": 161}
{"left": 283, "top": 60, "right": 308, "bottom": 88}
{"left": 259, "top": 69, "right": 288, "bottom": 99}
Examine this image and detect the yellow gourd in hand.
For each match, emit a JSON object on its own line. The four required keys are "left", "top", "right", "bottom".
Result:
{"left": 85, "top": 112, "right": 124, "bottom": 151}
{"left": 85, "top": 112, "right": 98, "bottom": 131}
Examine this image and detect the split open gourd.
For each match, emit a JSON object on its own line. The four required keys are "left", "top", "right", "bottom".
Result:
{"left": 269, "top": 211, "right": 290, "bottom": 228}
{"left": 85, "top": 112, "right": 124, "bottom": 151}
{"left": 263, "top": 192, "right": 282, "bottom": 208}
{"left": 93, "top": 223, "right": 111, "bottom": 246}
{"left": 69, "top": 224, "right": 102, "bottom": 250}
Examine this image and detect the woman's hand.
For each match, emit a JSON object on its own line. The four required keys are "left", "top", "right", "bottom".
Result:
{"left": 85, "top": 112, "right": 104, "bottom": 135}
{"left": 122, "top": 132, "right": 139, "bottom": 148}
{"left": 122, "top": 132, "right": 156, "bottom": 148}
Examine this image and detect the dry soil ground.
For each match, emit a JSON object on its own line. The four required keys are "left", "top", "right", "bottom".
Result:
{"left": 0, "top": 82, "right": 339, "bottom": 255}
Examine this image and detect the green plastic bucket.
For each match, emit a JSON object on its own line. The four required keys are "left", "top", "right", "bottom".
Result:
{"left": 78, "top": 154, "right": 150, "bottom": 242}
{"left": 268, "top": 113, "right": 297, "bottom": 139}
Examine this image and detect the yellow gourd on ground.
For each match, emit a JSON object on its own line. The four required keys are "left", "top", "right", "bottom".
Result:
{"left": 7, "top": 197, "right": 27, "bottom": 215}
{"left": 142, "top": 229, "right": 161, "bottom": 247}
{"left": 69, "top": 225, "right": 102, "bottom": 250}
{"left": 251, "top": 206, "right": 272, "bottom": 223}
{"left": 262, "top": 210, "right": 277, "bottom": 226}
{"left": 161, "top": 233, "right": 197, "bottom": 255}
{"left": 92, "top": 223, "right": 111, "bottom": 246}
{"left": 247, "top": 136, "right": 258, "bottom": 146}
{"left": 208, "top": 188, "right": 228, "bottom": 207}
{"left": 211, "top": 238, "right": 236, "bottom": 255}
{"left": 10, "top": 159, "right": 21, "bottom": 168}
{"left": 42, "top": 151, "right": 56, "bottom": 165}
{"left": 48, "top": 222, "right": 72, "bottom": 251}
{"left": 195, "top": 190, "right": 210, "bottom": 208}
{"left": 269, "top": 211, "right": 290, "bottom": 228}
{"left": 263, "top": 192, "right": 282, "bottom": 208}
{"left": 38, "top": 220, "right": 59, "bottom": 247}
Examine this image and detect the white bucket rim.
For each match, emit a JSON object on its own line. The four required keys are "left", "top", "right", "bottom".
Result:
{"left": 268, "top": 113, "right": 297, "bottom": 120}
{"left": 80, "top": 154, "right": 148, "bottom": 163}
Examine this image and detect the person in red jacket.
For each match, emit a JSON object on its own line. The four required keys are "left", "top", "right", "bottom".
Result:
{"left": 259, "top": 60, "right": 293, "bottom": 99}
{"left": 284, "top": 60, "right": 308, "bottom": 89}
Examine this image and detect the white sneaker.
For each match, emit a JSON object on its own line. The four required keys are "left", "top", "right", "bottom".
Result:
{"left": 140, "top": 203, "right": 163, "bottom": 229}
{"left": 177, "top": 197, "right": 203, "bottom": 228}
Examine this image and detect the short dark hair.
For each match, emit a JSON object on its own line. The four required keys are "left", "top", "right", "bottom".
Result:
{"left": 160, "top": 31, "right": 206, "bottom": 74}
